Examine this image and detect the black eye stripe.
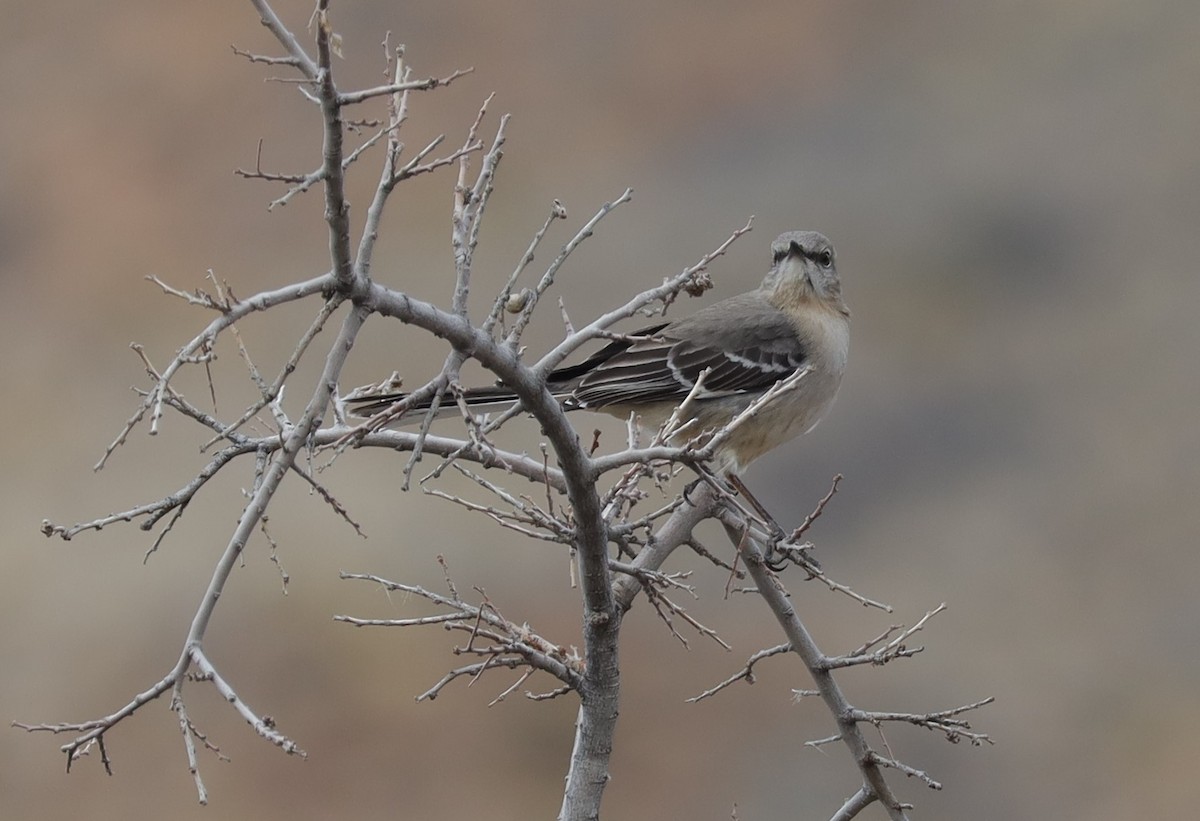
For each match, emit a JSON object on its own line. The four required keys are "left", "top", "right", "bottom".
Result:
{"left": 773, "top": 244, "right": 833, "bottom": 265}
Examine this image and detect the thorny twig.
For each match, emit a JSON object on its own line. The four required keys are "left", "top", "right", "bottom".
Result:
{"left": 336, "top": 569, "right": 584, "bottom": 698}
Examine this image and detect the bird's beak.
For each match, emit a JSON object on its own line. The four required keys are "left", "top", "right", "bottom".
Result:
{"left": 787, "top": 241, "right": 814, "bottom": 287}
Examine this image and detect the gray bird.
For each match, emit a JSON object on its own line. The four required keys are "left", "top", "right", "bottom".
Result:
{"left": 350, "top": 230, "right": 850, "bottom": 476}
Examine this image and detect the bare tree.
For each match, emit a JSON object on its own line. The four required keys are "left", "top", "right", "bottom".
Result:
{"left": 18, "top": 2, "right": 991, "bottom": 819}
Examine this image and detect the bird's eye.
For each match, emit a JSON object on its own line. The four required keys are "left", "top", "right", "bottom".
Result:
{"left": 818, "top": 250, "right": 833, "bottom": 268}
{"left": 772, "top": 247, "right": 789, "bottom": 264}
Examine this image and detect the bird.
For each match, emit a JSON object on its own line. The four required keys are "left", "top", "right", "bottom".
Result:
{"left": 348, "top": 230, "right": 850, "bottom": 478}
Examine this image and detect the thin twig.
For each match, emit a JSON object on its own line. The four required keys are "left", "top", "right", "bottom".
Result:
{"left": 687, "top": 644, "right": 791, "bottom": 702}
{"left": 534, "top": 217, "right": 753, "bottom": 377}
{"left": 337, "top": 67, "right": 473, "bottom": 105}
{"left": 507, "top": 189, "right": 635, "bottom": 348}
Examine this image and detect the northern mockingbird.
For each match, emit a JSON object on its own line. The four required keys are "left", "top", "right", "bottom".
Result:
{"left": 350, "top": 230, "right": 849, "bottom": 477}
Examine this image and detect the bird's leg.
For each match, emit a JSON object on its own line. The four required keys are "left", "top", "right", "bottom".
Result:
{"left": 681, "top": 466, "right": 731, "bottom": 507}
{"left": 725, "top": 473, "right": 784, "bottom": 537}
{"left": 724, "top": 473, "right": 790, "bottom": 570}
{"left": 681, "top": 467, "right": 791, "bottom": 570}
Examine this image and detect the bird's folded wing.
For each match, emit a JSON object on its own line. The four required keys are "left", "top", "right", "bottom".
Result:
{"left": 572, "top": 300, "right": 809, "bottom": 408}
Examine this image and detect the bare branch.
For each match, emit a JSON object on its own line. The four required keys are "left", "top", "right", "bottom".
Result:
{"left": 687, "top": 643, "right": 791, "bottom": 703}
{"left": 484, "top": 200, "right": 569, "bottom": 336}
{"left": 830, "top": 787, "right": 875, "bottom": 821}
{"left": 231, "top": 44, "right": 301, "bottom": 68}
{"left": 710, "top": 490, "right": 893, "bottom": 612}
{"left": 507, "top": 189, "right": 634, "bottom": 349}
{"left": 337, "top": 66, "right": 473, "bottom": 105}
{"left": 240, "top": 123, "right": 397, "bottom": 210}
{"left": 247, "top": 0, "right": 318, "bottom": 79}
{"left": 201, "top": 297, "right": 341, "bottom": 450}
{"left": 27, "top": 304, "right": 369, "bottom": 783}
{"left": 171, "top": 693, "right": 210, "bottom": 805}
{"left": 867, "top": 752, "right": 942, "bottom": 791}
{"left": 192, "top": 649, "right": 304, "bottom": 756}
{"left": 95, "top": 273, "right": 334, "bottom": 461}
{"left": 43, "top": 442, "right": 254, "bottom": 541}
{"left": 336, "top": 570, "right": 584, "bottom": 693}
{"left": 823, "top": 604, "right": 947, "bottom": 669}
{"left": 793, "top": 473, "right": 842, "bottom": 540}
{"left": 287, "top": 462, "right": 365, "bottom": 538}
{"left": 416, "top": 659, "right": 525, "bottom": 702}
{"left": 850, "top": 698, "right": 995, "bottom": 746}
{"left": 719, "top": 514, "right": 913, "bottom": 821}
{"left": 313, "top": 1, "right": 354, "bottom": 290}
{"left": 394, "top": 135, "right": 483, "bottom": 185}
{"left": 611, "top": 483, "right": 720, "bottom": 611}
{"left": 175, "top": 303, "right": 369, "bottom": 715}
{"left": 14, "top": 670, "right": 179, "bottom": 766}
{"left": 451, "top": 97, "right": 507, "bottom": 317}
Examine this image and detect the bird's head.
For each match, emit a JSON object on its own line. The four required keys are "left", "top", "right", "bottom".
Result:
{"left": 762, "top": 231, "right": 849, "bottom": 317}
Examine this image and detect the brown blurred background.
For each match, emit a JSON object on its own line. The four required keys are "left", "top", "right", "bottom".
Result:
{"left": 4, "top": 1, "right": 1199, "bottom": 819}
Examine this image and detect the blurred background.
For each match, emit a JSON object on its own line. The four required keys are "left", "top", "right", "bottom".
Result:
{"left": 4, "top": 1, "right": 1198, "bottom": 819}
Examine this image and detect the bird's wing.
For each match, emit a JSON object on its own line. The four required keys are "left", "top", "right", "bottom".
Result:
{"left": 546, "top": 322, "right": 671, "bottom": 385}
{"left": 345, "top": 324, "right": 675, "bottom": 417}
{"left": 572, "top": 293, "right": 808, "bottom": 408}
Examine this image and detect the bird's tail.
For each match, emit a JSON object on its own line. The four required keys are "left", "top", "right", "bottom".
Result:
{"left": 347, "top": 384, "right": 513, "bottom": 418}
{"left": 347, "top": 322, "right": 668, "bottom": 422}
{"left": 347, "top": 384, "right": 573, "bottom": 420}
